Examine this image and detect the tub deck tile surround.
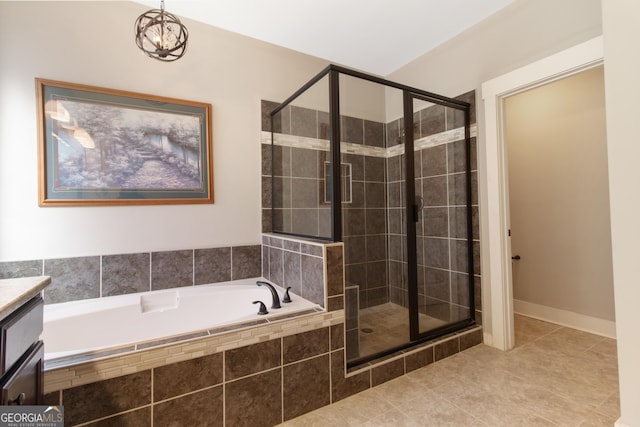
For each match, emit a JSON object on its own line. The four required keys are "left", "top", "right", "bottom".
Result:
{"left": 226, "top": 369, "right": 281, "bottom": 427}
{"left": 231, "top": 245, "right": 262, "bottom": 279}
{"left": 225, "top": 339, "right": 281, "bottom": 380}
{"left": 41, "top": 235, "right": 481, "bottom": 426}
{"left": 63, "top": 370, "right": 151, "bottom": 426}
{"left": 86, "top": 408, "right": 151, "bottom": 427}
{"left": 44, "top": 256, "right": 101, "bottom": 303}
{"left": 102, "top": 253, "right": 150, "bottom": 296}
{"left": 195, "top": 247, "right": 231, "bottom": 284}
{"left": 44, "top": 309, "right": 345, "bottom": 393}
{"left": 284, "top": 354, "right": 331, "bottom": 420}
{"left": 0, "top": 244, "right": 264, "bottom": 305}
{"left": 44, "top": 319, "right": 481, "bottom": 426}
{"left": 151, "top": 249, "right": 197, "bottom": 291}
{"left": 153, "top": 353, "right": 223, "bottom": 401}
{"left": 283, "top": 327, "right": 329, "bottom": 363}
{"left": 0, "top": 260, "right": 43, "bottom": 280}
{"left": 155, "top": 386, "right": 223, "bottom": 427}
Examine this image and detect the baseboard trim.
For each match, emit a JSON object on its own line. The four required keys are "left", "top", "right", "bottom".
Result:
{"left": 513, "top": 299, "right": 616, "bottom": 339}
{"left": 482, "top": 331, "right": 493, "bottom": 347}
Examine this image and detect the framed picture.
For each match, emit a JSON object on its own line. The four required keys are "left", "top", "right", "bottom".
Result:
{"left": 36, "top": 79, "right": 213, "bottom": 206}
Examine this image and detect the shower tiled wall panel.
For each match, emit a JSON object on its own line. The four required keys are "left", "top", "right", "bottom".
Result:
{"left": 261, "top": 92, "right": 481, "bottom": 325}
{"left": 263, "top": 101, "right": 332, "bottom": 238}
{"left": 262, "top": 100, "right": 391, "bottom": 310}
{"left": 342, "top": 150, "right": 389, "bottom": 310}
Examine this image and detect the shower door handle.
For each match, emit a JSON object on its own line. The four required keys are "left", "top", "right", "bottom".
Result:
{"left": 413, "top": 196, "right": 424, "bottom": 222}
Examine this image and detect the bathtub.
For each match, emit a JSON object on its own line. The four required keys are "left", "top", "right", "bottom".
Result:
{"left": 41, "top": 278, "right": 320, "bottom": 362}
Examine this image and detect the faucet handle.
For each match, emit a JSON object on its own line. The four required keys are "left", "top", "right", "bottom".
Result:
{"left": 282, "top": 286, "right": 292, "bottom": 303}
{"left": 253, "top": 300, "right": 269, "bottom": 315}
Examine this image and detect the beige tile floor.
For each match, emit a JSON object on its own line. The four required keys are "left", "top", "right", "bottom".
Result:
{"left": 284, "top": 314, "right": 619, "bottom": 426}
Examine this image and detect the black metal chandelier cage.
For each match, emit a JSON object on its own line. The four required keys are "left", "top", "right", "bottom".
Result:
{"left": 135, "top": 0, "right": 188, "bottom": 62}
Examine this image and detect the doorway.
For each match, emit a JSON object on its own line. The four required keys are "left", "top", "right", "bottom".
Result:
{"left": 503, "top": 66, "right": 615, "bottom": 338}
{"left": 479, "top": 36, "right": 605, "bottom": 350}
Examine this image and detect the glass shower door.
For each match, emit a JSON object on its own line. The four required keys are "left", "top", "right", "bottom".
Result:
{"left": 407, "top": 93, "right": 475, "bottom": 340}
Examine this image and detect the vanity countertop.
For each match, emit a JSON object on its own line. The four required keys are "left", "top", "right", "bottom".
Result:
{"left": 0, "top": 276, "right": 50, "bottom": 322}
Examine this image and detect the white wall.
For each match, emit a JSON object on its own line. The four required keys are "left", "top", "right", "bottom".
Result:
{"left": 0, "top": 1, "right": 328, "bottom": 261}
{"left": 505, "top": 66, "right": 614, "bottom": 323}
{"left": 388, "top": 0, "right": 602, "bottom": 97}
{"left": 602, "top": 1, "right": 640, "bottom": 425}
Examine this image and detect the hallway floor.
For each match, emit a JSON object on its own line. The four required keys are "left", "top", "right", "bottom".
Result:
{"left": 284, "top": 315, "right": 619, "bottom": 426}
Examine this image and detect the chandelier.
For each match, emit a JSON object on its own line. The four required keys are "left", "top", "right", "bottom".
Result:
{"left": 134, "top": 0, "right": 188, "bottom": 62}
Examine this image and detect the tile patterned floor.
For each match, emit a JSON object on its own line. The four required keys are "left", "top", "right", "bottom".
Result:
{"left": 284, "top": 315, "right": 619, "bottom": 426}
{"left": 358, "top": 303, "right": 446, "bottom": 359}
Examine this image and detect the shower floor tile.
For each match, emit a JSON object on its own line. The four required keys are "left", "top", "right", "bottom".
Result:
{"left": 284, "top": 314, "right": 619, "bottom": 426}
{"left": 357, "top": 302, "right": 446, "bottom": 360}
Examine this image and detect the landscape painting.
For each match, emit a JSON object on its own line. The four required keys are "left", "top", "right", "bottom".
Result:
{"left": 36, "top": 79, "right": 213, "bottom": 206}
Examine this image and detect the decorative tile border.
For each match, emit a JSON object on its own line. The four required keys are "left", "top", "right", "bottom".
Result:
{"left": 261, "top": 124, "right": 477, "bottom": 158}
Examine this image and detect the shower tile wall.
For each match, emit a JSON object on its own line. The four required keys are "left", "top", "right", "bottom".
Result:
{"left": 341, "top": 114, "right": 388, "bottom": 310}
{"left": 261, "top": 100, "right": 331, "bottom": 239}
{"left": 261, "top": 92, "right": 481, "bottom": 326}
{"left": 261, "top": 101, "right": 390, "bottom": 311}
{"left": 386, "top": 151, "right": 406, "bottom": 306}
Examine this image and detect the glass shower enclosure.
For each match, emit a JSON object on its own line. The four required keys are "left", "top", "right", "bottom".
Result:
{"left": 270, "top": 65, "right": 475, "bottom": 367}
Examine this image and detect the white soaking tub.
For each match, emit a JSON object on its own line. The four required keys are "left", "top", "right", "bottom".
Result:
{"left": 41, "top": 278, "right": 320, "bottom": 361}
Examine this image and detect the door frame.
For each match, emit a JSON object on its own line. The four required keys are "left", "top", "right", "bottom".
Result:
{"left": 479, "top": 36, "right": 604, "bottom": 350}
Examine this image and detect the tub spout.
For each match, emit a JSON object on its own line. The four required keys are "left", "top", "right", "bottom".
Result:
{"left": 256, "top": 281, "right": 281, "bottom": 309}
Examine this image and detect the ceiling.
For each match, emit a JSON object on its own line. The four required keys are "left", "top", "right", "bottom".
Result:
{"left": 135, "top": 0, "right": 517, "bottom": 76}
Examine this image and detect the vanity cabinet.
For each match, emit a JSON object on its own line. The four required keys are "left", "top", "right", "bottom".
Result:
{"left": 0, "top": 296, "right": 44, "bottom": 405}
